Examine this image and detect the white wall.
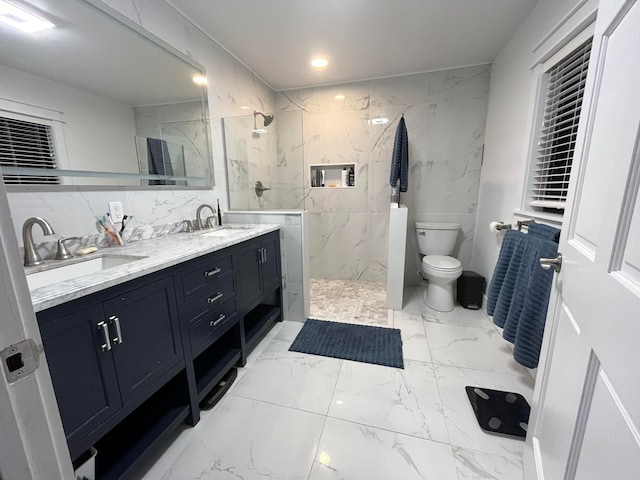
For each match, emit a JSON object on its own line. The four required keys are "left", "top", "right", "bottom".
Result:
{"left": 4, "top": 0, "right": 273, "bottom": 246}
{"left": 472, "top": 0, "right": 593, "bottom": 282}
{"left": 0, "top": 64, "right": 138, "bottom": 184}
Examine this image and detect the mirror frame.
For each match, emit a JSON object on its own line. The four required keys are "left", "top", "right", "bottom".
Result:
{"left": 2, "top": 0, "right": 214, "bottom": 192}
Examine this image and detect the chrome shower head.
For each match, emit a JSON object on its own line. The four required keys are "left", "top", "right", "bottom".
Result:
{"left": 253, "top": 111, "right": 274, "bottom": 127}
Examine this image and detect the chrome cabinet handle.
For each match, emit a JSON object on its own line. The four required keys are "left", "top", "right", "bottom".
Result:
{"left": 98, "top": 321, "right": 111, "bottom": 352}
{"left": 207, "top": 292, "right": 224, "bottom": 304}
{"left": 257, "top": 249, "right": 262, "bottom": 264}
{"left": 110, "top": 315, "right": 123, "bottom": 345}
{"left": 204, "top": 267, "right": 221, "bottom": 278}
{"left": 210, "top": 313, "right": 226, "bottom": 327}
{"left": 539, "top": 253, "right": 563, "bottom": 273}
{"left": 262, "top": 248, "right": 267, "bottom": 264}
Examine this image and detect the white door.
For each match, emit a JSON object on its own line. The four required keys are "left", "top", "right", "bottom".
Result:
{"left": 526, "top": 0, "right": 640, "bottom": 478}
{"left": 0, "top": 177, "right": 73, "bottom": 477}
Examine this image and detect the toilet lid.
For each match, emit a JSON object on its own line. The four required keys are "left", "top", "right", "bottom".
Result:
{"left": 423, "top": 255, "right": 462, "bottom": 271}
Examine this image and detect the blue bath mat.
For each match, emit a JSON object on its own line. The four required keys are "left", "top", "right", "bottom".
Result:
{"left": 289, "top": 319, "right": 404, "bottom": 369}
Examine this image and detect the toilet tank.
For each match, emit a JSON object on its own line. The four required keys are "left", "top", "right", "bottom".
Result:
{"left": 415, "top": 222, "right": 460, "bottom": 256}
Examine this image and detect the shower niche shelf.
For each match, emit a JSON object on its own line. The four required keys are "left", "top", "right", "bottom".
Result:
{"left": 310, "top": 163, "right": 356, "bottom": 188}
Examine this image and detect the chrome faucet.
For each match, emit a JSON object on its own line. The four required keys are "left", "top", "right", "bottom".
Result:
{"left": 22, "top": 217, "right": 55, "bottom": 267}
{"left": 196, "top": 204, "right": 217, "bottom": 230}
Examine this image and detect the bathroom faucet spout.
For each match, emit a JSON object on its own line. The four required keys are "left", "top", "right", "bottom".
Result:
{"left": 22, "top": 217, "right": 55, "bottom": 266}
{"left": 196, "top": 204, "right": 216, "bottom": 230}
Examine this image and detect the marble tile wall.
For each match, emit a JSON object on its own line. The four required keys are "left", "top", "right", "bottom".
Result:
{"left": 224, "top": 110, "right": 305, "bottom": 210}
{"left": 5, "top": 0, "right": 273, "bottom": 249}
{"left": 275, "top": 65, "right": 491, "bottom": 284}
{"left": 225, "top": 211, "right": 308, "bottom": 322}
{"left": 134, "top": 101, "right": 211, "bottom": 180}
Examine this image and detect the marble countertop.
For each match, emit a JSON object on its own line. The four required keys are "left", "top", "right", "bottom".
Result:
{"left": 27, "top": 224, "right": 280, "bottom": 313}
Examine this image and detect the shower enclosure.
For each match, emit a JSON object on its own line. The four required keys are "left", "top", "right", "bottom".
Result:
{"left": 223, "top": 110, "right": 304, "bottom": 210}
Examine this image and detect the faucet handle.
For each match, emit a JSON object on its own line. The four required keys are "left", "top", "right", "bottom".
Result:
{"left": 183, "top": 219, "right": 194, "bottom": 233}
{"left": 55, "top": 237, "right": 79, "bottom": 260}
{"left": 205, "top": 216, "right": 217, "bottom": 228}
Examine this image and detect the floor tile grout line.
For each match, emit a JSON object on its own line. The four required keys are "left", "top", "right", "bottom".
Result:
{"left": 322, "top": 413, "right": 454, "bottom": 448}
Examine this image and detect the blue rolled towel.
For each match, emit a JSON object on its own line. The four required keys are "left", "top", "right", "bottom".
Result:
{"left": 487, "top": 230, "right": 525, "bottom": 319}
{"left": 527, "top": 223, "right": 560, "bottom": 243}
{"left": 487, "top": 230, "right": 558, "bottom": 368}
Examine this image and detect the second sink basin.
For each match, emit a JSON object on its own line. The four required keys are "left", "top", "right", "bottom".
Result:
{"left": 199, "top": 227, "right": 246, "bottom": 239}
{"left": 26, "top": 254, "right": 147, "bottom": 291}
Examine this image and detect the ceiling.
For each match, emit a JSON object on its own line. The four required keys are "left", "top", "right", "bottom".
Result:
{"left": 168, "top": 0, "right": 539, "bottom": 91}
{"left": 0, "top": 0, "right": 203, "bottom": 106}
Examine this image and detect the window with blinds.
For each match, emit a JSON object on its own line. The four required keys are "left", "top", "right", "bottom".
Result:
{"left": 0, "top": 116, "right": 60, "bottom": 185}
{"left": 531, "top": 37, "right": 592, "bottom": 212}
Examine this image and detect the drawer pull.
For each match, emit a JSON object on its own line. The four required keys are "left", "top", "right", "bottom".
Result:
{"left": 204, "top": 267, "right": 222, "bottom": 278}
{"left": 210, "top": 314, "right": 226, "bottom": 327}
{"left": 109, "top": 315, "right": 123, "bottom": 345}
{"left": 207, "top": 292, "right": 224, "bottom": 304}
{"left": 98, "top": 321, "right": 111, "bottom": 352}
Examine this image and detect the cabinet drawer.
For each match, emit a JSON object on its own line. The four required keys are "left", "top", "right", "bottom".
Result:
{"left": 180, "top": 251, "right": 234, "bottom": 300}
{"left": 182, "top": 275, "right": 236, "bottom": 323}
{"left": 189, "top": 298, "right": 238, "bottom": 356}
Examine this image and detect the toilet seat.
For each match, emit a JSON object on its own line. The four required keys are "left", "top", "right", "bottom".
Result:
{"left": 422, "top": 255, "right": 462, "bottom": 272}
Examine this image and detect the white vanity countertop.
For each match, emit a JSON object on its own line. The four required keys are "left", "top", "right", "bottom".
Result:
{"left": 27, "top": 224, "right": 280, "bottom": 313}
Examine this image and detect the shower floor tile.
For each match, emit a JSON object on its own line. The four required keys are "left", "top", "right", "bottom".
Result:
{"left": 309, "top": 278, "right": 391, "bottom": 326}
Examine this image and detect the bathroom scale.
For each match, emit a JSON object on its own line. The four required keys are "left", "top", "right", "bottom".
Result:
{"left": 465, "top": 386, "right": 530, "bottom": 439}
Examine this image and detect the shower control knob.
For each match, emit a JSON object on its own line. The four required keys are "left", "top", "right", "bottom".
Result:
{"left": 539, "top": 253, "right": 562, "bottom": 273}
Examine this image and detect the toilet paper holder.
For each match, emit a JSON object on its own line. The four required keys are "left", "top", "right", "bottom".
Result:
{"left": 491, "top": 222, "right": 512, "bottom": 231}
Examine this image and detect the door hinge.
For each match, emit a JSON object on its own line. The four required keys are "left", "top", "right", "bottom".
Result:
{"left": 1, "top": 339, "right": 41, "bottom": 384}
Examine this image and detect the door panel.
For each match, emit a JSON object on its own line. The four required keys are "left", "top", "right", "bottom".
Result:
{"left": 105, "top": 276, "right": 181, "bottom": 404}
{"left": 572, "top": 367, "right": 640, "bottom": 479}
{"left": 39, "top": 304, "right": 121, "bottom": 449}
{"left": 530, "top": 1, "right": 640, "bottom": 478}
{"left": 236, "top": 238, "right": 263, "bottom": 312}
{"left": 535, "top": 303, "right": 590, "bottom": 479}
{"left": 261, "top": 233, "right": 281, "bottom": 292}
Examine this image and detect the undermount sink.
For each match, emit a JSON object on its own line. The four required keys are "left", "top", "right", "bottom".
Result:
{"left": 26, "top": 254, "right": 147, "bottom": 291}
{"left": 199, "top": 227, "right": 247, "bottom": 238}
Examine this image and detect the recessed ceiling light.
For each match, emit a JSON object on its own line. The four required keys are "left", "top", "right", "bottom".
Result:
{"left": 334, "top": 95, "right": 346, "bottom": 100}
{"left": 370, "top": 117, "right": 389, "bottom": 125}
{"left": 192, "top": 75, "right": 207, "bottom": 86}
{"left": 240, "top": 105, "right": 251, "bottom": 110}
{"left": 0, "top": 1, "right": 55, "bottom": 32}
{"left": 311, "top": 57, "right": 329, "bottom": 68}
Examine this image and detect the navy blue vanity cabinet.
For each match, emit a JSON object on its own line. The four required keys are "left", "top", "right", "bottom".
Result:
{"left": 38, "top": 303, "right": 123, "bottom": 451}
{"left": 102, "top": 276, "right": 183, "bottom": 404}
{"left": 237, "top": 231, "right": 281, "bottom": 314}
{"left": 236, "top": 231, "right": 283, "bottom": 355}
{"left": 37, "top": 273, "right": 185, "bottom": 464}
{"left": 177, "top": 249, "right": 243, "bottom": 404}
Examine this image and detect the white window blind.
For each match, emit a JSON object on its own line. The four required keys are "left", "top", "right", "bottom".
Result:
{"left": 0, "top": 116, "right": 60, "bottom": 185}
{"left": 530, "top": 37, "right": 592, "bottom": 211}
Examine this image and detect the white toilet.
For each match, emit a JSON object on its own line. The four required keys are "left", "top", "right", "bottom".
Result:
{"left": 415, "top": 222, "right": 462, "bottom": 312}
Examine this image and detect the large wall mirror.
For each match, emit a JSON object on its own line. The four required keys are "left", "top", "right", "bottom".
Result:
{"left": 0, "top": 0, "right": 213, "bottom": 189}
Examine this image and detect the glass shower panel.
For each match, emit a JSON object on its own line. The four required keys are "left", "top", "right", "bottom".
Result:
{"left": 223, "top": 110, "right": 304, "bottom": 210}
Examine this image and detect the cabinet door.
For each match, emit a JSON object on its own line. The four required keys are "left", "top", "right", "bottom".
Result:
{"left": 104, "top": 276, "right": 182, "bottom": 404}
{"left": 236, "top": 238, "right": 263, "bottom": 313}
{"left": 38, "top": 303, "right": 121, "bottom": 449}
{"left": 261, "top": 232, "right": 281, "bottom": 292}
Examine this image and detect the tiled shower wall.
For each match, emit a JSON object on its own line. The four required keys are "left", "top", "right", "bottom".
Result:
{"left": 275, "top": 65, "right": 491, "bottom": 284}
{"left": 224, "top": 110, "right": 304, "bottom": 210}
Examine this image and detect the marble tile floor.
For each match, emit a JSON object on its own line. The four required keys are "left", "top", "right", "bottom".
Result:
{"left": 132, "top": 286, "right": 535, "bottom": 480}
{"left": 309, "top": 278, "right": 390, "bottom": 327}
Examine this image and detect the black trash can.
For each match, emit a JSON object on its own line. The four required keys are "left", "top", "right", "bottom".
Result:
{"left": 457, "top": 271, "right": 486, "bottom": 310}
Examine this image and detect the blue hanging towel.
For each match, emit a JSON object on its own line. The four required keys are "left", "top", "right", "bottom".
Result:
{"left": 390, "top": 116, "right": 408, "bottom": 192}
{"left": 147, "top": 137, "right": 175, "bottom": 186}
{"left": 487, "top": 229, "right": 559, "bottom": 368}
